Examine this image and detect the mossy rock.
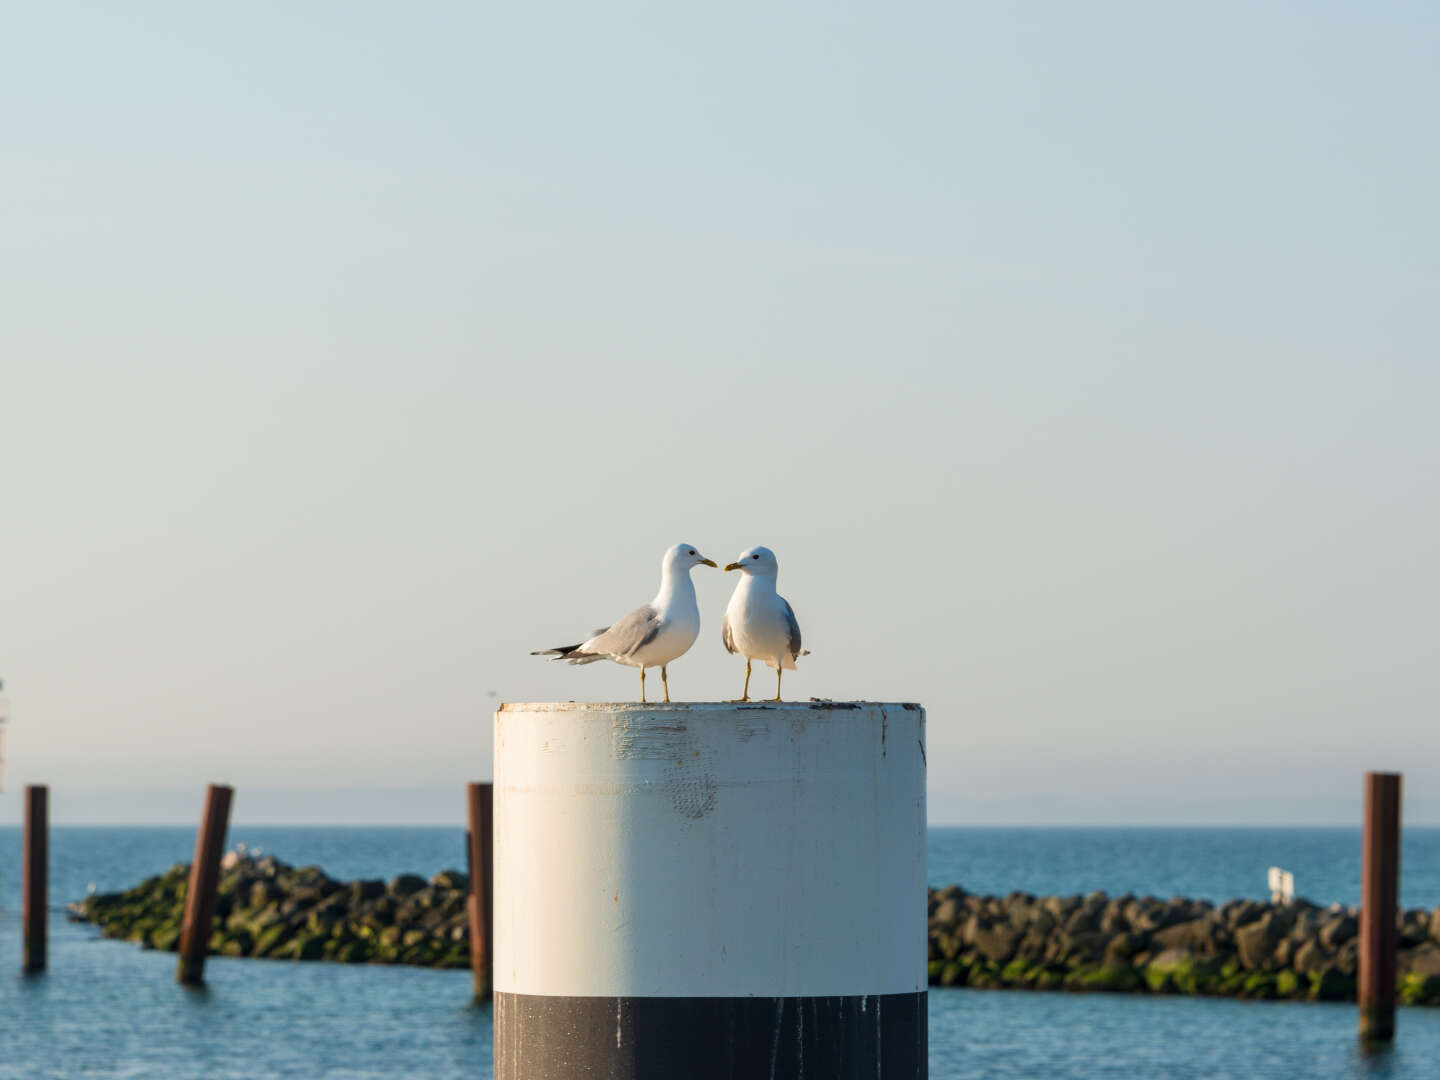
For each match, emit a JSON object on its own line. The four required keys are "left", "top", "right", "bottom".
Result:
{"left": 401, "top": 929, "right": 429, "bottom": 948}
{"left": 247, "top": 902, "right": 285, "bottom": 932}
{"left": 1216, "top": 971, "right": 1249, "bottom": 996}
{"left": 1172, "top": 959, "right": 1222, "bottom": 995}
{"left": 283, "top": 935, "right": 325, "bottom": 961}
{"left": 1031, "top": 968, "right": 1066, "bottom": 991}
{"left": 1066, "top": 966, "right": 1142, "bottom": 993}
{"left": 436, "top": 944, "right": 471, "bottom": 969}
{"left": 1001, "top": 959, "right": 1032, "bottom": 985}
{"left": 253, "top": 924, "right": 290, "bottom": 958}
{"left": 966, "top": 962, "right": 1003, "bottom": 989}
{"left": 1399, "top": 974, "right": 1440, "bottom": 1006}
{"left": 335, "top": 940, "right": 370, "bottom": 964}
{"left": 150, "top": 925, "right": 182, "bottom": 952}
{"left": 939, "top": 962, "right": 967, "bottom": 987}
{"left": 1144, "top": 965, "right": 1174, "bottom": 993}
{"left": 402, "top": 939, "right": 444, "bottom": 965}
{"left": 1242, "top": 973, "right": 1278, "bottom": 999}
{"left": 128, "top": 917, "right": 159, "bottom": 942}
{"left": 220, "top": 939, "right": 248, "bottom": 958}
{"left": 1309, "top": 969, "right": 1354, "bottom": 1002}
{"left": 1276, "top": 971, "right": 1302, "bottom": 998}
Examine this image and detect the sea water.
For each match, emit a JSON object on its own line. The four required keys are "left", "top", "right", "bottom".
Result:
{"left": 2, "top": 826, "right": 1438, "bottom": 1078}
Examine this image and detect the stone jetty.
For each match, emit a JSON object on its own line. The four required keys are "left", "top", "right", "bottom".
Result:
{"left": 68, "top": 858, "right": 1440, "bottom": 1005}
{"left": 68, "top": 854, "right": 473, "bottom": 968}
{"left": 928, "top": 885, "right": 1440, "bottom": 1005}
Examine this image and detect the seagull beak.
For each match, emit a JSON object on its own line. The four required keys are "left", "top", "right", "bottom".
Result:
{"left": 723, "top": 562, "right": 742, "bottom": 572}
{"left": 698, "top": 557, "right": 718, "bottom": 568}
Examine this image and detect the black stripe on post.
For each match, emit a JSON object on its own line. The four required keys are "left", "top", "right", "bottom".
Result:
{"left": 493, "top": 992, "right": 926, "bottom": 1079}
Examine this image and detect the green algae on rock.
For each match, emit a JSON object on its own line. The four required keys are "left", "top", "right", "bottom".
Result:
{"left": 928, "top": 884, "right": 1440, "bottom": 1006}
{"left": 68, "top": 855, "right": 474, "bottom": 969}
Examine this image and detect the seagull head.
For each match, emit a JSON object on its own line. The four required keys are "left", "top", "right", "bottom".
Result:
{"left": 664, "top": 543, "right": 718, "bottom": 574}
{"left": 724, "top": 546, "right": 778, "bottom": 576}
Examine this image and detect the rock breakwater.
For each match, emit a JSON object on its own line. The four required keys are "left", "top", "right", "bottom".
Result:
{"left": 69, "top": 858, "right": 1440, "bottom": 1004}
{"left": 928, "top": 885, "right": 1440, "bottom": 1005}
{"left": 68, "top": 854, "right": 474, "bottom": 968}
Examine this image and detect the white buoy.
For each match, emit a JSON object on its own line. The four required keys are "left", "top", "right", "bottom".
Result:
{"left": 493, "top": 701, "right": 927, "bottom": 1079}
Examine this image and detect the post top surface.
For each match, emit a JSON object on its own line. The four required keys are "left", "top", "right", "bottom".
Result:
{"left": 498, "top": 700, "right": 922, "bottom": 713}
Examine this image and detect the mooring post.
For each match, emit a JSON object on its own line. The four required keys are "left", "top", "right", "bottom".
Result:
{"left": 22, "top": 784, "right": 48, "bottom": 975}
{"left": 176, "top": 783, "right": 234, "bottom": 986}
{"left": 467, "top": 781, "right": 495, "bottom": 1002}
{"left": 492, "top": 702, "right": 928, "bottom": 1080}
{"left": 1359, "top": 771, "right": 1402, "bottom": 1042}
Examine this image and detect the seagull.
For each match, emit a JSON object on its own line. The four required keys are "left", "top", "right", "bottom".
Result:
{"left": 721, "top": 546, "right": 808, "bottom": 702}
{"left": 531, "top": 543, "right": 718, "bottom": 703}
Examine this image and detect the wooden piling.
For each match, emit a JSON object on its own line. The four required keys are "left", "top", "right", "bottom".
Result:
{"left": 176, "top": 784, "right": 234, "bottom": 986}
{"left": 467, "top": 781, "right": 494, "bottom": 1002}
{"left": 1359, "top": 771, "right": 1401, "bottom": 1043}
{"left": 22, "top": 785, "right": 48, "bottom": 975}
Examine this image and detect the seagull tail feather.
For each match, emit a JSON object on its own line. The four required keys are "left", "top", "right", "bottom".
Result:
{"left": 531, "top": 643, "right": 583, "bottom": 658}
{"left": 531, "top": 644, "right": 607, "bottom": 666}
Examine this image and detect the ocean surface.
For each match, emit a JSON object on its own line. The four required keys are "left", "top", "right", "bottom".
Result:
{"left": 3, "top": 826, "right": 1438, "bottom": 1078}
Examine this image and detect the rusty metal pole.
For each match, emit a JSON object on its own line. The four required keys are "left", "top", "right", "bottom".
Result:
{"left": 176, "top": 784, "right": 234, "bottom": 986}
{"left": 467, "top": 781, "right": 494, "bottom": 1002}
{"left": 22, "top": 785, "right": 48, "bottom": 974}
{"left": 1359, "top": 771, "right": 1402, "bottom": 1043}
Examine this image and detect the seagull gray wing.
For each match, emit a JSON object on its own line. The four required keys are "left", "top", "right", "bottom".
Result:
{"left": 584, "top": 604, "right": 662, "bottom": 660}
{"left": 782, "top": 599, "right": 803, "bottom": 660}
{"left": 721, "top": 612, "right": 736, "bottom": 655}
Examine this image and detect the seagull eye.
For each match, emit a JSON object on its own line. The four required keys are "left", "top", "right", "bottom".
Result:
{"left": 752, "top": 554, "right": 760, "bottom": 560}
{"left": 688, "top": 550, "right": 696, "bottom": 555}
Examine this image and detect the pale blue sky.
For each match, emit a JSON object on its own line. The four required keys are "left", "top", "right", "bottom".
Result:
{"left": 2, "top": 2, "right": 1436, "bottom": 824}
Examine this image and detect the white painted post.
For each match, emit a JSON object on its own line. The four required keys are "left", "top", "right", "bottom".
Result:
{"left": 1268, "top": 866, "right": 1295, "bottom": 904}
{"left": 492, "top": 701, "right": 928, "bottom": 1080}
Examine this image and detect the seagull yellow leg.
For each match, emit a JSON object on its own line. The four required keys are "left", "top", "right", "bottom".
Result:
{"left": 640, "top": 667, "right": 647, "bottom": 704}
{"left": 661, "top": 665, "right": 670, "bottom": 703}
{"left": 741, "top": 660, "right": 751, "bottom": 702}
{"left": 772, "top": 667, "right": 782, "bottom": 702}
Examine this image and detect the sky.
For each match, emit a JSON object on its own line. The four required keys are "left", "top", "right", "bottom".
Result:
{"left": 2, "top": 2, "right": 1436, "bottom": 826}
